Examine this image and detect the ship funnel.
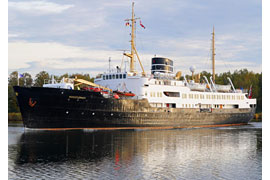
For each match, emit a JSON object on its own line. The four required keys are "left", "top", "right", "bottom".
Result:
{"left": 151, "top": 57, "right": 173, "bottom": 74}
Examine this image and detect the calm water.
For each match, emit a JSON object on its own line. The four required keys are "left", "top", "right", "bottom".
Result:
{"left": 8, "top": 123, "right": 262, "bottom": 180}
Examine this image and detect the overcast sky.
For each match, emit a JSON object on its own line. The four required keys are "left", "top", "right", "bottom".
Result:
{"left": 8, "top": 0, "right": 262, "bottom": 77}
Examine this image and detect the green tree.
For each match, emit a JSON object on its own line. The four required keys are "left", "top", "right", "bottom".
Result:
{"left": 69, "top": 73, "right": 94, "bottom": 82}
{"left": 8, "top": 71, "right": 19, "bottom": 86}
{"left": 34, "top": 71, "right": 50, "bottom": 87}
{"left": 8, "top": 85, "right": 19, "bottom": 112}
{"left": 56, "top": 73, "right": 69, "bottom": 82}
{"left": 8, "top": 71, "right": 19, "bottom": 112}
{"left": 19, "top": 72, "right": 33, "bottom": 87}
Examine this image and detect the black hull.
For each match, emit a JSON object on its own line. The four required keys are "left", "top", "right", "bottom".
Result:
{"left": 13, "top": 86, "right": 256, "bottom": 129}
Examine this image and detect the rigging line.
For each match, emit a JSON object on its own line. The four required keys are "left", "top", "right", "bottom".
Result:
{"left": 120, "top": 53, "right": 125, "bottom": 70}
{"left": 202, "top": 48, "right": 211, "bottom": 72}
{"left": 201, "top": 40, "right": 212, "bottom": 73}
{"left": 136, "top": 31, "right": 146, "bottom": 71}
{"left": 215, "top": 36, "right": 232, "bottom": 73}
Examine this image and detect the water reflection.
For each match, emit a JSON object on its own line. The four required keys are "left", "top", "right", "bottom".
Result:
{"left": 9, "top": 124, "right": 262, "bottom": 180}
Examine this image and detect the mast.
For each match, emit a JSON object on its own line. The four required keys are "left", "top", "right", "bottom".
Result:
{"left": 124, "top": 2, "right": 146, "bottom": 76}
{"left": 130, "top": 2, "right": 135, "bottom": 72}
{"left": 212, "top": 26, "right": 215, "bottom": 83}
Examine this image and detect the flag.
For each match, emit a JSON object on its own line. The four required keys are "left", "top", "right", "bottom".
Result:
{"left": 125, "top": 22, "right": 130, "bottom": 26}
{"left": 140, "top": 21, "right": 145, "bottom": 29}
{"left": 18, "top": 73, "right": 23, "bottom": 78}
{"left": 248, "top": 85, "right": 252, "bottom": 99}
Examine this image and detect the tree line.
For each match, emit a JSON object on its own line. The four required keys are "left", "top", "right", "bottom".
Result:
{"left": 8, "top": 69, "right": 262, "bottom": 113}
{"left": 8, "top": 71, "right": 94, "bottom": 112}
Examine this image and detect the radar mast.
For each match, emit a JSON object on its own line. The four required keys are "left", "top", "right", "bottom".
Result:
{"left": 123, "top": 2, "right": 146, "bottom": 76}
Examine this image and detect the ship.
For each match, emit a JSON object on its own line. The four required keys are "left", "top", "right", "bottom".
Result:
{"left": 13, "top": 3, "right": 256, "bottom": 129}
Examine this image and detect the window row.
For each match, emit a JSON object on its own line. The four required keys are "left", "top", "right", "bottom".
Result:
{"left": 154, "top": 81, "right": 177, "bottom": 86}
{"left": 182, "top": 93, "right": 244, "bottom": 100}
{"left": 103, "top": 74, "right": 127, "bottom": 80}
{"left": 148, "top": 92, "right": 163, "bottom": 97}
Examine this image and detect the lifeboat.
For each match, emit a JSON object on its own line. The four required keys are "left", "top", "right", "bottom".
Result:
{"left": 123, "top": 92, "right": 135, "bottom": 97}
{"left": 82, "top": 87, "right": 94, "bottom": 91}
{"left": 215, "top": 84, "right": 231, "bottom": 92}
{"left": 188, "top": 83, "right": 206, "bottom": 91}
{"left": 114, "top": 91, "right": 135, "bottom": 97}
{"left": 94, "top": 88, "right": 101, "bottom": 92}
{"left": 101, "top": 90, "right": 108, "bottom": 94}
{"left": 113, "top": 94, "right": 120, "bottom": 99}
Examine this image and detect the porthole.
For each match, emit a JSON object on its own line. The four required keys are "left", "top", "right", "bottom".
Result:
{"left": 111, "top": 113, "right": 113, "bottom": 116}
{"left": 66, "top": 111, "right": 69, "bottom": 114}
{"left": 81, "top": 112, "right": 84, "bottom": 115}
{"left": 92, "top": 112, "right": 95, "bottom": 115}
{"left": 61, "top": 92, "right": 64, "bottom": 94}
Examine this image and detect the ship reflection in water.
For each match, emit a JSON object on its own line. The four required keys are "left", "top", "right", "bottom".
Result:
{"left": 8, "top": 123, "right": 262, "bottom": 180}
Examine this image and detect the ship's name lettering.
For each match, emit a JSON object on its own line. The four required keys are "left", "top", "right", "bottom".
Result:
{"left": 69, "top": 96, "right": 86, "bottom": 99}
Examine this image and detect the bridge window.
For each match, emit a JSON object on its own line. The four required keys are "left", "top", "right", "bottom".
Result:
{"left": 120, "top": 74, "right": 122, "bottom": 79}
{"left": 112, "top": 74, "right": 115, "bottom": 79}
{"left": 106, "top": 75, "right": 108, "bottom": 80}
{"left": 163, "top": 91, "right": 180, "bottom": 97}
{"left": 109, "top": 75, "right": 112, "bottom": 79}
{"left": 123, "top": 74, "right": 126, "bottom": 79}
{"left": 103, "top": 75, "right": 105, "bottom": 80}
{"left": 116, "top": 74, "right": 119, "bottom": 79}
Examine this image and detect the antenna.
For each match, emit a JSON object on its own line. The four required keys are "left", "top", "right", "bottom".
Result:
{"left": 117, "top": 49, "right": 129, "bottom": 71}
{"left": 108, "top": 57, "right": 111, "bottom": 73}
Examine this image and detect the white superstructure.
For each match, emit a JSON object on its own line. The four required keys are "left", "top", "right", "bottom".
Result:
{"left": 93, "top": 2, "right": 256, "bottom": 110}
{"left": 94, "top": 71, "right": 256, "bottom": 109}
